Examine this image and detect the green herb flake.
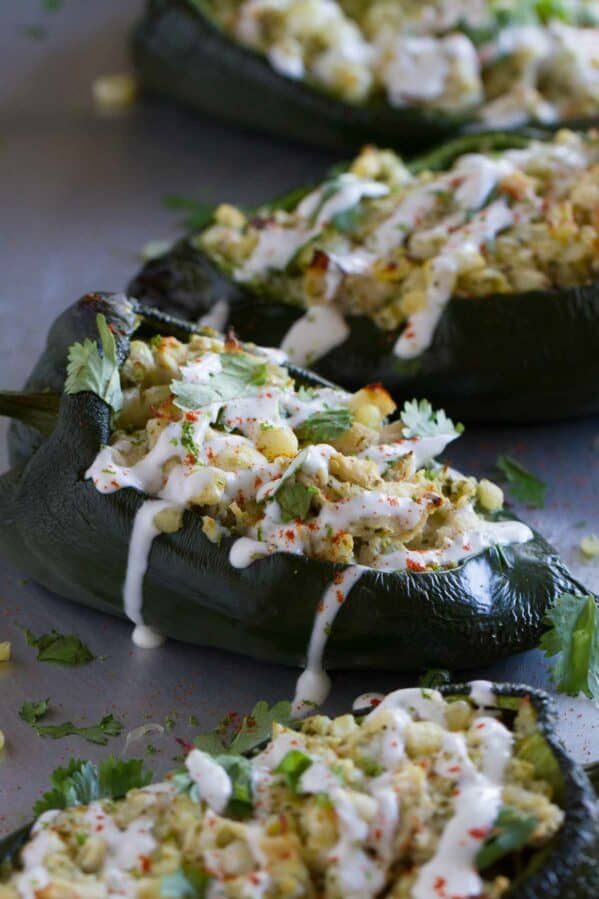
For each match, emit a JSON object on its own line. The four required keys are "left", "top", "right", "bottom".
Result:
{"left": 23, "top": 628, "right": 96, "bottom": 665}
{"left": 418, "top": 669, "right": 452, "bottom": 689}
{"left": 496, "top": 455, "right": 547, "bottom": 508}
{"left": 65, "top": 313, "right": 123, "bottom": 414}
{"left": 171, "top": 352, "right": 267, "bottom": 411}
{"left": 33, "top": 714, "right": 124, "bottom": 746}
{"left": 160, "top": 864, "right": 211, "bottom": 898}
{"left": 19, "top": 698, "right": 50, "bottom": 725}
{"left": 294, "top": 408, "right": 353, "bottom": 444}
{"left": 181, "top": 420, "right": 199, "bottom": 462}
{"left": 34, "top": 756, "right": 152, "bottom": 816}
{"left": 274, "top": 749, "right": 312, "bottom": 794}
{"left": 476, "top": 805, "right": 538, "bottom": 870}
{"left": 400, "top": 399, "right": 463, "bottom": 439}
{"left": 540, "top": 593, "right": 599, "bottom": 700}
{"left": 275, "top": 481, "right": 318, "bottom": 523}
{"left": 193, "top": 700, "right": 293, "bottom": 757}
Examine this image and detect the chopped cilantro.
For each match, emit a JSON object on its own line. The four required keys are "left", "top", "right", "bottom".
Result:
{"left": 418, "top": 669, "right": 452, "bottom": 688}
{"left": 496, "top": 455, "right": 547, "bottom": 508}
{"left": 274, "top": 749, "right": 312, "bottom": 793}
{"left": 19, "top": 698, "right": 50, "bottom": 725}
{"left": 330, "top": 204, "right": 363, "bottom": 235}
{"left": 477, "top": 805, "right": 538, "bottom": 870}
{"left": 540, "top": 593, "right": 599, "bottom": 700}
{"left": 181, "top": 420, "right": 199, "bottom": 462}
{"left": 194, "top": 700, "right": 294, "bottom": 756}
{"left": 400, "top": 399, "right": 463, "bottom": 439}
{"left": 294, "top": 408, "right": 353, "bottom": 444}
{"left": 160, "top": 865, "right": 211, "bottom": 898}
{"left": 171, "top": 352, "right": 267, "bottom": 410}
{"left": 23, "top": 628, "right": 96, "bottom": 665}
{"left": 65, "top": 313, "right": 122, "bottom": 414}
{"left": 275, "top": 481, "right": 318, "bottom": 522}
{"left": 34, "top": 756, "right": 152, "bottom": 815}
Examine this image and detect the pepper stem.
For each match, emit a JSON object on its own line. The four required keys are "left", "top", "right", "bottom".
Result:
{"left": 0, "top": 391, "right": 60, "bottom": 436}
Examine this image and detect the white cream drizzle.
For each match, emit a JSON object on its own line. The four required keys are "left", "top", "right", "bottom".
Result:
{"left": 186, "top": 749, "right": 232, "bottom": 813}
{"left": 86, "top": 345, "right": 533, "bottom": 714}
{"left": 292, "top": 565, "right": 364, "bottom": 716}
{"left": 16, "top": 683, "right": 535, "bottom": 899}
{"left": 280, "top": 305, "right": 350, "bottom": 366}
{"left": 229, "top": 133, "right": 594, "bottom": 364}
{"left": 197, "top": 299, "right": 230, "bottom": 332}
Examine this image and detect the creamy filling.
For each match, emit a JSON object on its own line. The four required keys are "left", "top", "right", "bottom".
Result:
{"left": 86, "top": 345, "right": 532, "bottom": 711}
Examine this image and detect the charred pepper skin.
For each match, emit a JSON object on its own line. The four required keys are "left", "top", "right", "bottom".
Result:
{"left": 130, "top": 1, "right": 599, "bottom": 155}
{"left": 1, "top": 683, "right": 598, "bottom": 896}
{"left": 0, "top": 293, "right": 593, "bottom": 671}
{"left": 128, "top": 131, "right": 599, "bottom": 424}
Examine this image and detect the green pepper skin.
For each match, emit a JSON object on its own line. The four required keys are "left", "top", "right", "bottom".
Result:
{"left": 129, "top": 233, "right": 599, "bottom": 424}
{"left": 0, "top": 293, "right": 593, "bottom": 671}
{"left": 130, "top": 0, "right": 599, "bottom": 154}
{"left": 1, "top": 683, "right": 597, "bottom": 895}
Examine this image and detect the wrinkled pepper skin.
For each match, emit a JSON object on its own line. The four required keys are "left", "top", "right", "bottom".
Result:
{"left": 1, "top": 683, "right": 598, "bottom": 896}
{"left": 0, "top": 293, "right": 592, "bottom": 671}
{"left": 130, "top": 0, "right": 599, "bottom": 155}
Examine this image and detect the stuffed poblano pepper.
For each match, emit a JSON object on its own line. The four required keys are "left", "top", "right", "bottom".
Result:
{"left": 1, "top": 683, "right": 598, "bottom": 898}
{"left": 131, "top": 128, "right": 599, "bottom": 422}
{"left": 131, "top": 0, "right": 599, "bottom": 153}
{"left": 0, "top": 293, "right": 593, "bottom": 708}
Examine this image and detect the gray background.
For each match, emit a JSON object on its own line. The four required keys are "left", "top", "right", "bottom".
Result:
{"left": 1, "top": 0, "right": 598, "bottom": 832}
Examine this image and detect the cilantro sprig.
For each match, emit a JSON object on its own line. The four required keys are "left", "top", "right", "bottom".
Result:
{"left": 33, "top": 756, "right": 152, "bottom": 816}
{"left": 19, "top": 697, "right": 124, "bottom": 745}
{"left": 476, "top": 805, "right": 538, "bottom": 870}
{"left": 294, "top": 408, "right": 353, "bottom": 444}
{"left": 23, "top": 628, "right": 97, "bottom": 665}
{"left": 65, "top": 313, "right": 122, "bottom": 413}
{"left": 275, "top": 481, "right": 318, "bottom": 523}
{"left": 540, "top": 593, "right": 599, "bottom": 700}
{"left": 171, "top": 352, "right": 267, "bottom": 410}
{"left": 496, "top": 455, "right": 547, "bottom": 508}
{"left": 400, "top": 399, "right": 463, "bottom": 439}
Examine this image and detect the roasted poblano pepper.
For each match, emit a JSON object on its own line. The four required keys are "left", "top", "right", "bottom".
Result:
{"left": 0, "top": 684, "right": 598, "bottom": 897}
{"left": 0, "top": 293, "right": 592, "bottom": 674}
{"left": 131, "top": 0, "right": 599, "bottom": 154}
{"left": 130, "top": 130, "right": 599, "bottom": 423}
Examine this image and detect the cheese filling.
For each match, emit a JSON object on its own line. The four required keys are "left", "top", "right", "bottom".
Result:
{"left": 3, "top": 684, "right": 566, "bottom": 899}
{"left": 201, "top": 128, "right": 599, "bottom": 361}
{"left": 85, "top": 330, "right": 531, "bottom": 708}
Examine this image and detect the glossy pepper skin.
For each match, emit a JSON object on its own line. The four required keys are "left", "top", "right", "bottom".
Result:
{"left": 130, "top": 0, "right": 599, "bottom": 155}
{"left": 0, "top": 683, "right": 597, "bottom": 896}
{"left": 129, "top": 131, "right": 599, "bottom": 424}
{"left": 0, "top": 293, "right": 592, "bottom": 670}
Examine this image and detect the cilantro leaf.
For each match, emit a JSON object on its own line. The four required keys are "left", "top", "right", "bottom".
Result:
{"left": 294, "top": 408, "right": 353, "bottom": 444}
{"left": 193, "top": 700, "right": 294, "bottom": 758}
{"left": 33, "top": 714, "right": 124, "bottom": 745}
{"left": 496, "top": 455, "right": 547, "bottom": 508}
{"left": 161, "top": 195, "right": 216, "bottom": 232}
{"left": 540, "top": 593, "right": 599, "bottom": 699}
{"left": 229, "top": 700, "right": 295, "bottom": 754}
{"left": 171, "top": 352, "right": 267, "bottom": 410}
{"left": 19, "top": 698, "right": 50, "bottom": 725}
{"left": 33, "top": 756, "right": 152, "bottom": 816}
{"left": 160, "top": 865, "right": 211, "bottom": 898}
{"left": 65, "top": 313, "right": 122, "bottom": 413}
{"left": 181, "top": 420, "right": 199, "bottom": 462}
{"left": 215, "top": 755, "right": 254, "bottom": 818}
{"left": 275, "top": 481, "right": 318, "bottom": 523}
{"left": 400, "top": 399, "right": 463, "bottom": 439}
{"left": 23, "top": 628, "right": 96, "bottom": 665}
{"left": 418, "top": 669, "right": 452, "bottom": 688}
{"left": 330, "top": 204, "right": 364, "bottom": 235}
{"left": 476, "top": 805, "right": 538, "bottom": 870}
{"left": 274, "top": 749, "right": 312, "bottom": 793}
